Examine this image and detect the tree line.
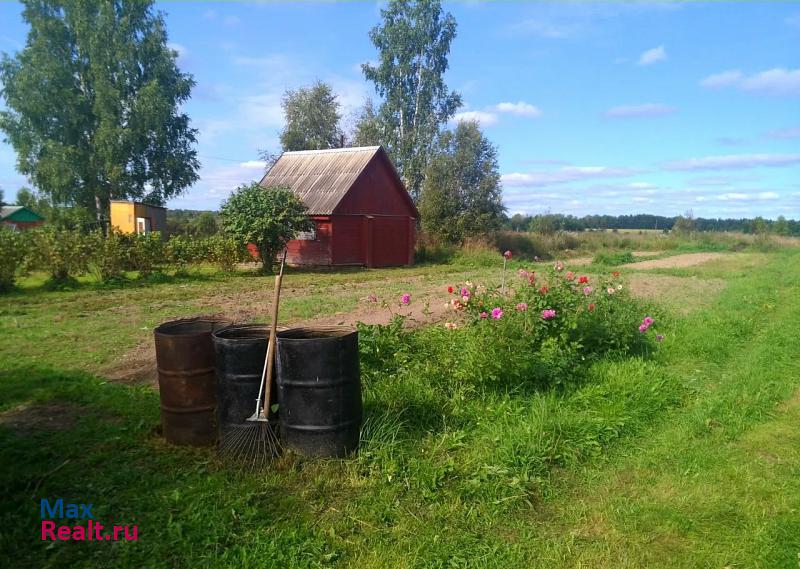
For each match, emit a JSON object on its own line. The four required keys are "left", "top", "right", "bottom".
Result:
{"left": 507, "top": 212, "right": 800, "bottom": 236}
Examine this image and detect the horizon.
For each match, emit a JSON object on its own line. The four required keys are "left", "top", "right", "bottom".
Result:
{"left": 1, "top": 1, "right": 798, "bottom": 220}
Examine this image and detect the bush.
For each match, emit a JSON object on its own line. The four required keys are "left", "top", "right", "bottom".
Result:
{"left": 207, "top": 234, "right": 249, "bottom": 272}
{"left": 592, "top": 251, "right": 635, "bottom": 265}
{"left": 166, "top": 234, "right": 202, "bottom": 273}
{"left": 127, "top": 232, "right": 165, "bottom": 276}
{"left": 87, "top": 230, "right": 127, "bottom": 283}
{"left": 30, "top": 227, "right": 90, "bottom": 283}
{"left": 361, "top": 264, "right": 661, "bottom": 395}
{"left": 0, "top": 227, "right": 28, "bottom": 292}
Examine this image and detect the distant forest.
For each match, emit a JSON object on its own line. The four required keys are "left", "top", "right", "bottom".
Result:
{"left": 506, "top": 212, "right": 800, "bottom": 236}
{"left": 167, "top": 208, "right": 799, "bottom": 237}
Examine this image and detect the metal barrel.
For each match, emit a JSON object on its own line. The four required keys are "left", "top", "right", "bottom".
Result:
{"left": 154, "top": 317, "right": 231, "bottom": 446}
{"left": 276, "top": 327, "right": 362, "bottom": 458}
{"left": 212, "top": 325, "right": 271, "bottom": 434}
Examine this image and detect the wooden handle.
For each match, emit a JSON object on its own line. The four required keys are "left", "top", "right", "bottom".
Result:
{"left": 262, "top": 251, "right": 286, "bottom": 415}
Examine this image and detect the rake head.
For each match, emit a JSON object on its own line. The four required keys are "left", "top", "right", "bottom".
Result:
{"left": 218, "top": 416, "right": 281, "bottom": 470}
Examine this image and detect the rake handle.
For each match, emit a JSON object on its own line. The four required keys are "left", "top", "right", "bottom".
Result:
{"left": 262, "top": 251, "right": 287, "bottom": 417}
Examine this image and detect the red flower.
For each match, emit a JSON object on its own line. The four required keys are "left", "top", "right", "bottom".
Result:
{"left": 539, "top": 285, "right": 549, "bottom": 295}
{"left": 503, "top": 250, "right": 512, "bottom": 260}
{"left": 578, "top": 275, "right": 589, "bottom": 284}
{"left": 528, "top": 274, "right": 536, "bottom": 285}
{"left": 588, "top": 303, "right": 596, "bottom": 312}
{"left": 447, "top": 286, "right": 454, "bottom": 294}
{"left": 612, "top": 271, "right": 620, "bottom": 278}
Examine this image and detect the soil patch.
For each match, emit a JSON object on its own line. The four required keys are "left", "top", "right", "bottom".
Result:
{"left": 0, "top": 402, "right": 81, "bottom": 435}
{"left": 622, "top": 252, "right": 725, "bottom": 270}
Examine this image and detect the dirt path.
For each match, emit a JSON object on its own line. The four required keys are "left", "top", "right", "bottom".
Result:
{"left": 622, "top": 252, "right": 725, "bottom": 270}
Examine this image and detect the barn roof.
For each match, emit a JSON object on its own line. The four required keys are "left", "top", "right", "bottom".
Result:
{"left": 258, "top": 146, "right": 409, "bottom": 216}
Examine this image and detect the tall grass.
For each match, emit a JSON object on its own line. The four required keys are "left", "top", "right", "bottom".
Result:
{"left": 427, "top": 230, "right": 799, "bottom": 264}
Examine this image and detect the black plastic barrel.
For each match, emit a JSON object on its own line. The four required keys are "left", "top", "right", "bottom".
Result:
{"left": 212, "top": 325, "right": 270, "bottom": 434}
{"left": 276, "top": 327, "right": 362, "bottom": 458}
{"left": 154, "top": 317, "right": 230, "bottom": 446}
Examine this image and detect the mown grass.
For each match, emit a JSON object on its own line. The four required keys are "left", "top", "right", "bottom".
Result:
{"left": 1, "top": 248, "right": 799, "bottom": 567}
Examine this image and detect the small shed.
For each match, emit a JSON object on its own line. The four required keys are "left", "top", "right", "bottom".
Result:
{"left": 259, "top": 146, "right": 418, "bottom": 267}
{"left": 1, "top": 205, "right": 44, "bottom": 231}
{"left": 110, "top": 200, "right": 168, "bottom": 237}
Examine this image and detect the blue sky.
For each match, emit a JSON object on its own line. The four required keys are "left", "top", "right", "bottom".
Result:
{"left": 1, "top": 1, "right": 799, "bottom": 219}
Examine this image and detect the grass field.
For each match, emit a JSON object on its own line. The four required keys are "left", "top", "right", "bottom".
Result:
{"left": 1, "top": 244, "right": 799, "bottom": 568}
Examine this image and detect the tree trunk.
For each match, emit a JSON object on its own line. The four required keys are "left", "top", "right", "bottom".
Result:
{"left": 259, "top": 245, "right": 275, "bottom": 274}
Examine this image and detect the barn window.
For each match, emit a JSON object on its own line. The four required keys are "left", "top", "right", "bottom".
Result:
{"left": 296, "top": 227, "right": 317, "bottom": 241}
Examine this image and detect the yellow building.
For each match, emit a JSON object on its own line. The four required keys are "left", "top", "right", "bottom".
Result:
{"left": 110, "top": 200, "right": 168, "bottom": 237}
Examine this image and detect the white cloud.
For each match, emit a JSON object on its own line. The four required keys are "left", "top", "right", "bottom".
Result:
{"left": 700, "top": 70, "right": 743, "bottom": 88}
{"left": 758, "top": 191, "right": 780, "bottom": 200}
{"left": 240, "top": 160, "right": 268, "bottom": 170}
{"left": 494, "top": 101, "right": 542, "bottom": 117}
{"left": 605, "top": 103, "right": 676, "bottom": 118}
{"left": 638, "top": 45, "right": 666, "bottom": 66}
{"left": 451, "top": 110, "right": 499, "bottom": 126}
{"left": 502, "top": 166, "right": 642, "bottom": 187}
{"left": 701, "top": 68, "right": 800, "bottom": 96}
{"left": 663, "top": 154, "right": 800, "bottom": 171}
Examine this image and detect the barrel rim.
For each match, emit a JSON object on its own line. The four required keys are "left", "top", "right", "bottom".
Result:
{"left": 213, "top": 323, "right": 270, "bottom": 342}
{"left": 155, "top": 316, "right": 231, "bottom": 338}
{"left": 276, "top": 326, "right": 357, "bottom": 341}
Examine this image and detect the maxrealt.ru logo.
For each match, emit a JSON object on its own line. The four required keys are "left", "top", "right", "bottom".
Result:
{"left": 40, "top": 499, "right": 138, "bottom": 542}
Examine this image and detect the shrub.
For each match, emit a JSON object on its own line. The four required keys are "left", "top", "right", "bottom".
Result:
{"left": 361, "top": 263, "right": 661, "bottom": 395}
{"left": 166, "top": 234, "right": 201, "bottom": 273}
{"left": 592, "top": 251, "right": 635, "bottom": 265}
{"left": 0, "top": 227, "right": 28, "bottom": 292}
{"left": 206, "top": 234, "right": 249, "bottom": 272}
{"left": 87, "top": 230, "right": 127, "bottom": 283}
{"left": 220, "top": 183, "right": 311, "bottom": 273}
{"left": 30, "top": 227, "right": 90, "bottom": 283}
{"left": 127, "top": 232, "right": 165, "bottom": 276}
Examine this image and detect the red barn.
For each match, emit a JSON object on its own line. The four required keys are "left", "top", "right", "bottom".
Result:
{"left": 258, "top": 146, "right": 418, "bottom": 267}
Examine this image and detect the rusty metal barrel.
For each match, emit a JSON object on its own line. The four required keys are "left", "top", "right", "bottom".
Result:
{"left": 154, "top": 317, "right": 231, "bottom": 446}
{"left": 276, "top": 327, "right": 362, "bottom": 458}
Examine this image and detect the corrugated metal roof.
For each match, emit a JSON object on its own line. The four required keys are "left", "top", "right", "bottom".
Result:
{"left": 258, "top": 146, "right": 382, "bottom": 215}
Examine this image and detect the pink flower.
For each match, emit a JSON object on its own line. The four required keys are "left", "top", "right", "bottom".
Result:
{"left": 607, "top": 287, "right": 616, "bottom": 295}
{"left": 491, "top": 307, "right": 504, "bottom": 319}
{"left": 479, "top": 311, "right": 488, "bottom": 319}
{"left": 401, "top": 293, "right": 411, "bottom": 305}
{"left": 516, "top": 302, "right": 528, "bottom": 312}
{"left": 461, "top": 295, "right": 470, "bottom": 304}
{"left": 583, "top": 286, "right": 593, "bottom": 296}
{"left": 639, "top": 324, "right": 649, "bottom": 333}
{"left": 554, "top": 261, "right": 564, "bottom": 271}
{"left": 565, "top": 271, "right": 575, "bottom": 281}
{"left": 518, "top": 268, "right": 531, "bottom": 279}
{"left": 643, "top": 316, "right": 654, "bottom": 326}
{"left": 656, "top": 334, "right": 665, "bottom": 342}
{"left": 541, "top": 309, "right": 556, "bottom": 320}
{"left": 460, "top": 287, "right": 470, "bottom": 297}
{"left": 503, "top": 250, "right": 512, "bottom": 260}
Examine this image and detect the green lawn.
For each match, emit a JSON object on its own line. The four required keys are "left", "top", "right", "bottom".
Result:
{"left": 1, "top": 249, "right": 799, "bottom": 568}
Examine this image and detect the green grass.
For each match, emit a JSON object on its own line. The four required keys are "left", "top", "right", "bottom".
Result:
{"left": 1, "top": 249, "right": 799, "bottom": 567}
